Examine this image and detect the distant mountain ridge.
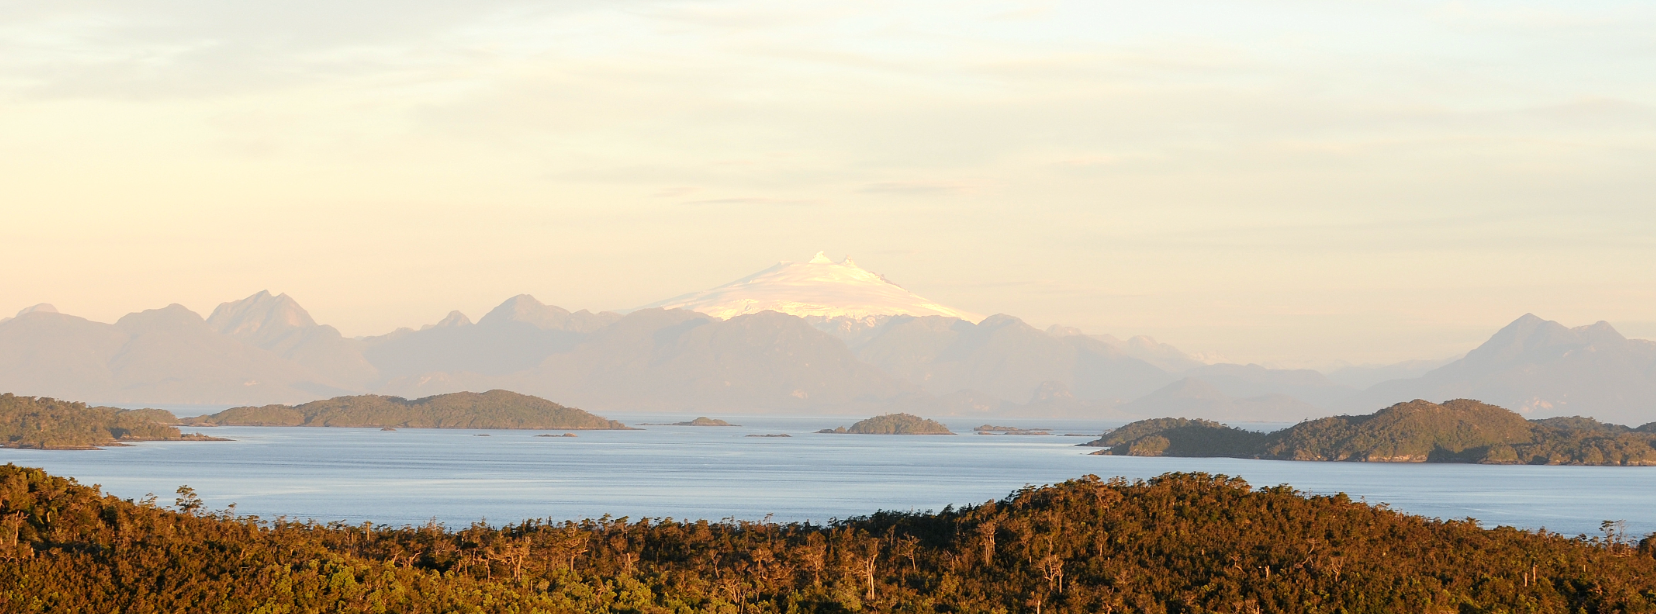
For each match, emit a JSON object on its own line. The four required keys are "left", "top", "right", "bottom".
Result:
{"left": 1345, "top": 314, "right": 1656, "bottom": 425}
{"left": 3, "top": 272, "right": 1654, "bottom": 424}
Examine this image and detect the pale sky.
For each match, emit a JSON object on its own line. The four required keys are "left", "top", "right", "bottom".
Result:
{"left": 3, "top": 0, "right": 1654, "bottom": 368}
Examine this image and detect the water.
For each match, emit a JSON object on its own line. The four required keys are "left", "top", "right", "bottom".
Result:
{"left": 2, "top": 415, "right": 1652, "bottom": 537}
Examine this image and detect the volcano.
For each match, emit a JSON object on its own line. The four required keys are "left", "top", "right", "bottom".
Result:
{"left": 639, "top": 252, "right": 981, "bottom": 322}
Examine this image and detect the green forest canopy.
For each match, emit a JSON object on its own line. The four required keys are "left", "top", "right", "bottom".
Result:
{"left": 0, "top": 394, "right": 215, "bottom": 450}
{"left": 1087, "top": 399, "right": 1656, "bottom": 466}
{"left": 820, "top": 413, "right": 954, "bottom": 435}
{"left": 3, "top": 463, "right": 1654, "bottom": 612}
{"left": 186, "top": 390, "right": 631, "bottom": 430}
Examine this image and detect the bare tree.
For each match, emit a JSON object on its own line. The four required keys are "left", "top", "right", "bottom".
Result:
{"left": 976, "top": 521, "right": 997, "bottom": 566}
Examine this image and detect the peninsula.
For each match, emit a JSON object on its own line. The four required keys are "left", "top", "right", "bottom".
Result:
{"left": 1085, "top": 399, "right": 1656, "bottom": 466}
{"left": 185, "top": 390, "right": 631, "bottom": 430}
{"left": 0, "top": 394, "right": 222, "bottom": 449}
{"left": 819, "top": 413, "right": 954, "bottom": 435}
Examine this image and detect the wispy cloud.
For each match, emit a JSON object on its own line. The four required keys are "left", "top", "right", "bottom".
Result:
{"left": 858, "top": 181, "right": 978, "bottom": 196}
{"left": 681, "top": 197, "right": 822, "bottom": 207}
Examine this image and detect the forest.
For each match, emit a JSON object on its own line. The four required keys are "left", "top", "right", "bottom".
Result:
{"left": 819, "top": 413, "right": 955, "bottom": 435}
{"left": 2, "top": 463, "right": 1654, "bottom": 612}
{"left": 1086, "top": 399, "right": 1656, "bottom": 465}
{"left": 185, "top": 390, "right": 631, "bottom": 430}
{"left": 0, "top": 394, "right": 219, "bottom": 450}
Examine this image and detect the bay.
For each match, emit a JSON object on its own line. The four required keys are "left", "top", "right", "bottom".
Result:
{"left": 1, "top": 414, "right": 1651, "bottom": 538}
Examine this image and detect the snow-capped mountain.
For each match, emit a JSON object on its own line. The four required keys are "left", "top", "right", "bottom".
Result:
{"left": 639, "top": 252, "right": 982, "bottom": 322}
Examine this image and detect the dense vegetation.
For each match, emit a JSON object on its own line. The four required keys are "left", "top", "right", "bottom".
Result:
{"left": 186, "top": 390, "right": 631, "bottom": 430}
{"left": 820, "top": 413, "right": 954, "bottom": 435}
{"left": 3, "top": 463, "right": 1655, "bottom": 612}
{"left": 672, "top": 417, "right": 736, "bottom": 427}
{"left": 1088, "top": 399, "right": 1656, "bottom": 465}
{"left": 0, "top": 394, "right": 217, "bottom": 450}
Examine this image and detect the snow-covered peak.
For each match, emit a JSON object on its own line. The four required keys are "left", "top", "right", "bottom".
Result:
{"left": 640, "top": 254, "right": 982, "bottom": 322}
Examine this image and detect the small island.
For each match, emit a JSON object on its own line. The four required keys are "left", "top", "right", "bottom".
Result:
{"left": 646, "top": 417, "right": 738, "bottom": 427}
{"left": 818, "top": 413, "right": 954, "bottom": 435}
{"left": 1085, "top": 398, "right": 1656, "bottom": 466}
{"left": 974, "top": 424, "right": 1052, "bottom": 435}
{"left": 1, "top": 393, "right": 226, "bottom": 450}
{"left": 185, "top": 390, "right": 632, "bottom": 430}
{"left": 744, "top": 433, "right": 791, "bottom": 438}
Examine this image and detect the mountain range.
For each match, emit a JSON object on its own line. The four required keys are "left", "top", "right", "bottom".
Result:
{"left": 2, "top": 255, "right": 1653, "bottom": 424}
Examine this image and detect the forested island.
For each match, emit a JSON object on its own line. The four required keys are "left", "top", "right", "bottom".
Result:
{"left": 1087, "top": 399, "right": 1656, "bottom": 465}
{"left": 0, "top": 394, "right": 222, "bottom": 450}
{"left": 819, "top": 413, "right": 954, "bottom": 434}
{"left": 976, "top": 424, "right": 1052, "bottom": 435}
{"left": 3, "top": 463, "right": 1654, "bottom": 612}
{"left": 185, "top": 390, "right": 631, "bottom": 430}
{"left": 644, "top": 417, "right": 738, "bottom": 427}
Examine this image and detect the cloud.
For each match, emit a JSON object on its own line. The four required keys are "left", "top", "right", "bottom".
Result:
{"left": 857, "top": 181, "right": 977, "bottom": 196}
{"left": 681, "top": 197, "right": 822, "bottom": 207}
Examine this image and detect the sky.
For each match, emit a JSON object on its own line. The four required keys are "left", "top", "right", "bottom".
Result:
{"left": 2, "top": 0, "right": 1654, "bottom": 369}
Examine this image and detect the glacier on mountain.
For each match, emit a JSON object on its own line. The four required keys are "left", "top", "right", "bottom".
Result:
{"left": 638, "top": 252, "right": 983, "bottom": 322}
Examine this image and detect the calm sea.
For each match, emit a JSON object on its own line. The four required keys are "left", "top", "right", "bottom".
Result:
{"left": 2, "top": 415, "right": 1651, "bottom": 537}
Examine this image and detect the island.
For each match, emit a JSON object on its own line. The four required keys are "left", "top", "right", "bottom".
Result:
{"left": 1084, "top": 398, "right": 1656, "bottom": 466}
{"left": 184, "top": 390, "right": 632, "bottom": 430}
{"left": 974, "top": 424, "right": 1052, "bottom": 435}
{"left": 0, "top": 393, "right": 225, "bottom": 450}
{"left": 818, "top": 413, "right": 954, "bottom": 435}
{"left": 643, "top": 417, "right": 739, "bottom": 427}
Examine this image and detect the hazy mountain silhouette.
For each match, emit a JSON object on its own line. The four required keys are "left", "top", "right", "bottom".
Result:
{"left": 1045, "top": 325, "right": 1212, "bottom": 372}
{"left": 362, "top": 295, "right": 611, "bottom": 381}
{"left": 4, "top": 289, "right": 1654, "bottom": 424}
{"left": 0, "top": 303, "right": 345, "bottom": 404}
{"left": 847, "top": 314, "right": 1175, "bottom": 404}
{"left": 207, "top": 291, "right": 378, "bottom": 388}
{"left": 376, "top": 309, "right": 922, "bottom": 414}
{"left": 1348, "top": 314, "right": 1656, "bottom": 424}
{"left": 1119, "top": 378, "right": 1323, "bottom": 423}
{"left": 1326, "top": 357, "right": 1459, "bottom": 390}
{"left": 1179, "top": 364, "right": 1354, "bottom": 408}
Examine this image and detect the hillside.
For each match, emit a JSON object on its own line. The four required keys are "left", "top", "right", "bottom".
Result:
{"left": 0, "top": 394, "right": 216, "bottom": 449}
{"left": 186, "top": 390, "right": 630, "bottom": 430}
{"left": 1087, "top": 399, "right": 1656, "bottom": 465}
{"left": 821, "top": 413, "right": 955, "bottom": 434}
{"left": 3, "top": 464, "right": 1655, "bottom": 612}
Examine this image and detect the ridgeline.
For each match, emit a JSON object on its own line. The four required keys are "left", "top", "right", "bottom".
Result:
{"left": 1087, "top": 399, "right": 1656, "bottom": 465}
{"left": 186, "top": 390, "right": 630, "bottom": 430}
{"left": 3, "top": 464, "right": 1655, "bottom": 612}
{"left": 0, "top": 394, "right": 219, "bottom": 450}
{"left": 819, "top": 413, "right": 954, "bottom": 434}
